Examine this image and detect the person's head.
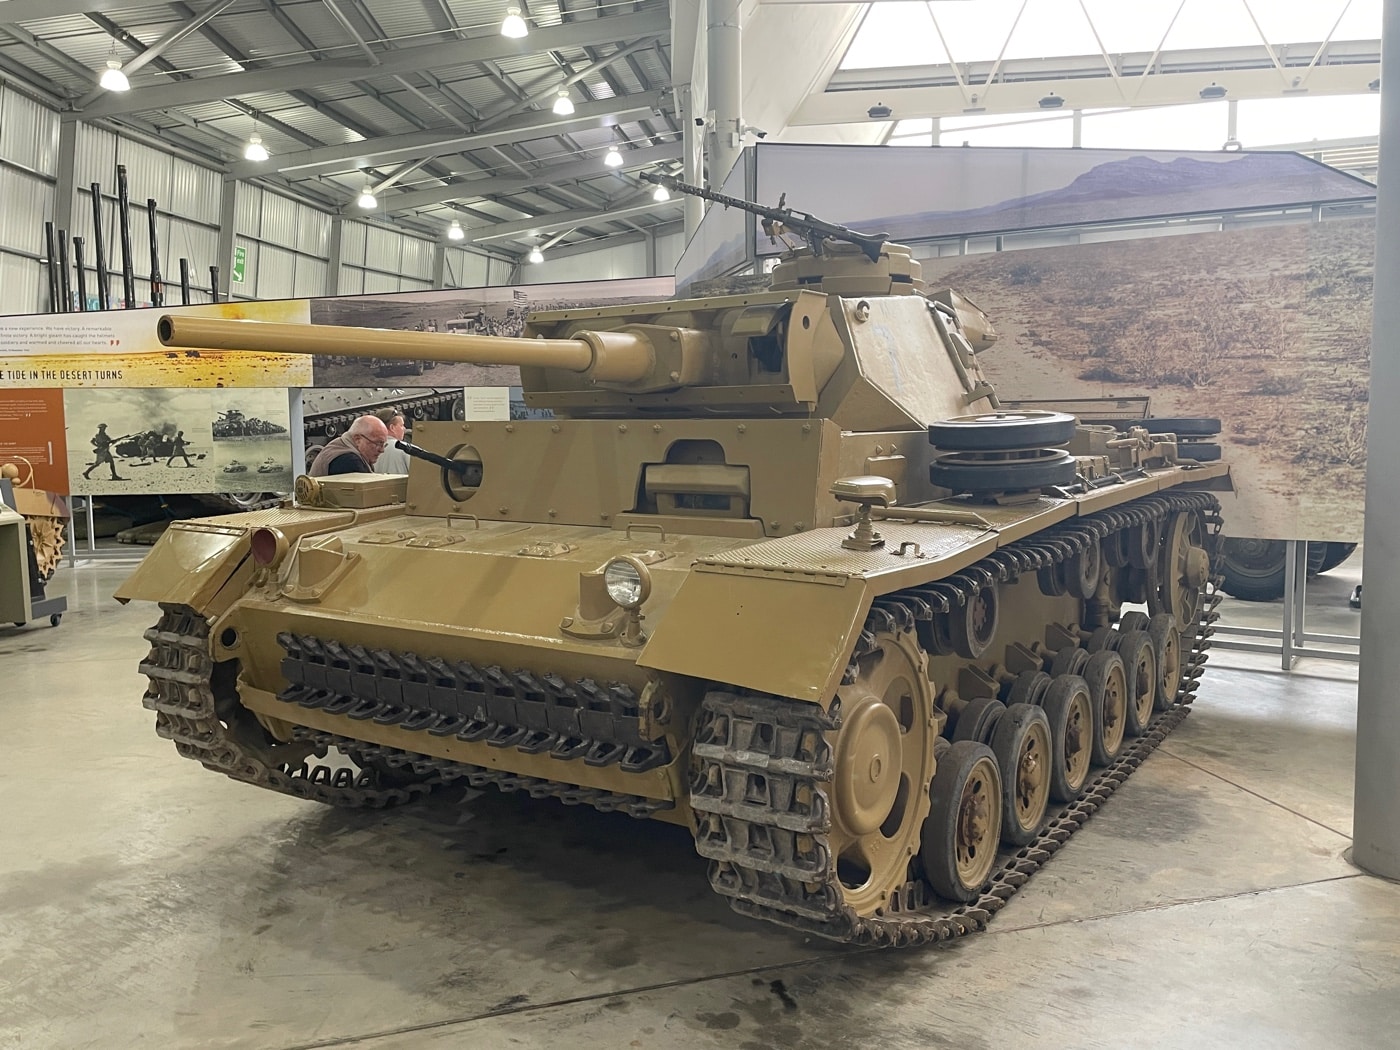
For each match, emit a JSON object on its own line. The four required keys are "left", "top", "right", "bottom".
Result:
{"left": 176, "top": 430, "right": 183, "bottom": 437}
{"left": 347, "top": 414, "right": 390, "bottom": 467}
{"left": 98, "top": 423, "right": 107, "bottom": 430}
{"left": 375, "top": 407, "right": 407, "bottom": 442}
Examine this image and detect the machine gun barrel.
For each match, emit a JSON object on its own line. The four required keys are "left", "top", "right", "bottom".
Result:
{"left": 641, "top": 172, "right": 890, "bottom": 263}
{"left": 157, "top": 315, "right": 652, "bottom": 384}
{"left": 397, "top": 440, "right": 482, "bottom": 484}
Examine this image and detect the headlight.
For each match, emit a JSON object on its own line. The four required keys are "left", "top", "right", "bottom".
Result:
{"left": 603, "top": 556, "right": 651, "bottom": 609}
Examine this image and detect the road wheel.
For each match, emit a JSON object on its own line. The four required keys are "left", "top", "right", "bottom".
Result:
{"left": 1083, "top": 651, "right": 1128, "bottom": 765}
{"left": 991, "top": 703, "right": 1052, "bottom": 846}
{"left": 1040, "top": 675, "right": 1094, "bottom": 802}
{"left": 922, "top": 740, "right": 1003, "bottom": 902}
{"left": 952, "top": 696, "right": 1006, "bottom": 745}
{"left": 1116, "top": 630, "right": 1158, "bottom": 737}
{"left": 1147, "top": 614, "right": 1182, "bottom": 710}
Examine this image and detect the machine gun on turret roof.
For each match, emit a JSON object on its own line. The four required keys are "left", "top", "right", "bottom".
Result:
{"left": 641, "top": 172, "right": 890, "bottom": 263}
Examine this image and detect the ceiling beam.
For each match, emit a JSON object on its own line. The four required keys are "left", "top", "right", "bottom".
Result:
{"left": 227, "top": 90, "right": 666, "bottom": 179}
{"left": 376, "top": 141, "right": 683, "bottom": 213}
{"left": 470, "top": 199, "right": 677, "bottom": 243}
{"left": 0, "top": 0, "right": 137, "bottom": 25}
{"left": 793, "top": 61, "right": 1379, "bottom": 127}
{"left": 70, "top": 10, "right": 669, "bottom": 118}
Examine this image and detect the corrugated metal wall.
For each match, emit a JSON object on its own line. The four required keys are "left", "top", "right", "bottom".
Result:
{"left": 71, "top": 123, "right": 221, "bottom": 307}
{"left": 337, "top": 220, "right": 436, "bottom": 294}
{"left": 231, "top": 183, "right": 331, "bottom": 300}
{"left": 523, "top": 228, "right": 683, "bottom": 284}
{"left": 0, "top": 85, "right": 59, "bottom": 314}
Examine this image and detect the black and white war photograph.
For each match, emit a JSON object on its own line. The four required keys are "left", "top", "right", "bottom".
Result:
{"left": 206, "top": 388, "right": 295, "bottom": 493}
{"left": 65, "top": 387, "right": 293, "bottom": 496}
{"left": 307, "top": 277, "right": 676, "bottom": 387}
{"left": 65, "top": 387, "right": 215, "bottom": 497}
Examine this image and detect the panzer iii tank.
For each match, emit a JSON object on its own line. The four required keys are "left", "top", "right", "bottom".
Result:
{"left": 116, "top": 195, "right": 1229, "bottom": 945}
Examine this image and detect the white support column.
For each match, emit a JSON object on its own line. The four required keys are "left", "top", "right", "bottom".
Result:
{"left": 708, "top": 0, "right": 743, "bottom": 188}
{"left": 673, "top": 0, "right": 707, "bottom": 236}
{"left": 1354, "top": 0, "right": 1400, "bottom": 880}
{"left": 325, "top": 216, "right": 343, "bottom": 296}
{"left": 432, "top": 241, "right": 447, "bottom": 289}
{"left": 644, "top": 230, "right": 658, "bottom": 277}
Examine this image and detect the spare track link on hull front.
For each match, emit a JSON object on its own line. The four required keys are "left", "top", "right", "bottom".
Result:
{"left": 691, "top": 490, "right": 1224, "bottom": 947}
{"left": 138, "top": 604, "right": 440, "bottom": 808}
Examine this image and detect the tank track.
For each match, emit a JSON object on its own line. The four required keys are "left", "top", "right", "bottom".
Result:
{"left": 690, "top": 490, "right": 1223, "bottom": 946}
{"left": 288, "top": 728, "right": 675, "bottom": 820}
{"left": 138, "top": 604, "right": 440, "bottom": 808}
{"left": 305, "top": 390, "right": 463, "bottom": 439}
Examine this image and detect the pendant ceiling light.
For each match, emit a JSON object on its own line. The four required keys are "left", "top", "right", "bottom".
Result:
{"left": 603, "top": 146, "right": 623, "bottom": 168}
{"left": 500, "top": 6, "right": 528, "bottom": 38}
{"left": 99, "top": 59, "right": 130, "bottom": 92}
{"left": 527, "top": 246, "right": 544, "bottom": 264}
{"left": 447, "top": 220, "right": 465, "bottom": 241}
{"left": 243, "top": 133, "right": 269, "bottom": 162}
{"left": 357, "top": 186, "right": 377, "bottom": 209}
{"left": 552, "top": 90, "right": 574, "bottom": 116}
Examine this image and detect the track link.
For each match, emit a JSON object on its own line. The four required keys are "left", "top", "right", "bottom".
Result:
{"left": 690, "top": 490, "right": 1224, "bottom": 946}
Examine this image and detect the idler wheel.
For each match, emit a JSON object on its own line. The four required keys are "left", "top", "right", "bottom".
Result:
{"left": 1147, "top": 614, "right": 1182, "bottom": 710}
{"left": 991, "top": 703, "right": 1052, "bottom": 846}
{"left": 923, "top": 740, "right": 1003, "bottom": 902}
{"left": 828, "top": 627, "right": 936, "bottom": 916}
{"left": 928, "top": 410, "right": 1077, "bottom": 451}
{"left": 1040, "top": 675, "right": 1094, "bottom": 802}
{"left": 1155, "top": 511, "right": 1208, "bottom": 629}
{"left": 1115, "top": 629, "right": 1158, "bottom": 737}
{"left": 1083, "top": 651, "right": 1128, "bottom": 765}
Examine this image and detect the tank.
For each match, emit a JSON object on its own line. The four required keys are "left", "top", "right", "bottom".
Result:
{"left": 116, "top": 233, "right": 1231, "bottom": 946}
{"left": 213, "top": 408, "right": 288, "bottom": 438}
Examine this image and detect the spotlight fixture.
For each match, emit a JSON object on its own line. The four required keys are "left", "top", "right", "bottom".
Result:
{"left": 243, "top": 132, "right": 269, "bottom": 162}
{"left": 1038, "top": 93, "right": 1064, "bottom": 109}
{"left": 651, "top": 182, "right": 670, "bottom": 202}
{"left": 357, "top": 185, "right": 377, "bottom": 209}
{"left": 604, "top": 146, "right": 623, "bottom": 168}
{"left": 1221, "top": 138, "right": 1243, "bottom": 152}
{"left": 500, "top": 5, "right": 528, "bottom": 38}
{"left": 447, "top": 220, "right": 465, "bottom": 241}
{"left": 99, "top": 59, "right": 130, "bottom": 93}
{"left": 527, "top": 246, "right": 544, "bottom": 264}
{"left": 867, "top": 103, "right": 892, "bottom": 119}
{"left": 1199, "top": 82, "right": 1227, "bottom": 99}
{"left": 1370, "top": 78, "right": 1381, "bottom": 92}
{"left": 552, "top": 89, "right": 575, "bottom": 116}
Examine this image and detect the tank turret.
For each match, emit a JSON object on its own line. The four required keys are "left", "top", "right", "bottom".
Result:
{"left": 121, "top": 183, "right": 1230, "bottom": 948}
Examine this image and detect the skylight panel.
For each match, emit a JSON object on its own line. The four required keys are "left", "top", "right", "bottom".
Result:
{"left": 1238, "top": 94, "right": 1381, "bottom": 146}
{"left": 841, "top": 3, "right": 946, "bottom": 70}
{"left": 1078, "top": 101, "right": 1229, "bottom": 151}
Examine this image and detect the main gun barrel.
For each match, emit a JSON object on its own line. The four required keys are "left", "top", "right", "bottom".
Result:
{"left": 156, "top": 315, "right": 653, "bottom": 384}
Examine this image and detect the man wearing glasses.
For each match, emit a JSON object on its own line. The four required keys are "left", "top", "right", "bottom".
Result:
{"left": 308, "top": 414, "right": 390, "bottom": 477}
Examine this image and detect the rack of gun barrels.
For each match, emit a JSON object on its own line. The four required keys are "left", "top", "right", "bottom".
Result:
{"left": 42, "top": 163, "right": 223, "bottom": 314}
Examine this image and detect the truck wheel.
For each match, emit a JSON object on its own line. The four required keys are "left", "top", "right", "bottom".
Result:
{"left": 1220, "top": 538, "right": 1286, "bottom": 601}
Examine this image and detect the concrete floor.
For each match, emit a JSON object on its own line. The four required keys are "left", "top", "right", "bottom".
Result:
{"left": 2, "top": 554, "right": 1396, "bottom": 1050}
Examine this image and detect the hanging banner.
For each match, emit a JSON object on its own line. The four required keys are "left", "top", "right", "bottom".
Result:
{"left": 0, "top": 299, "right": 313, "bottom": 389}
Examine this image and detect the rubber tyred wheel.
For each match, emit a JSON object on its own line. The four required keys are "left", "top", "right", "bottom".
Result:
{"left": 1083, "top": 650, "right": 1128, "bottom": 765}
{"left": 922, "top": 740, "right": 1003, "bottom": 902}
{"left": 1147, "top": 613, "right": 1182, "bottom": 710}
{"left": 991, "top": 703, "right": 1053, "bottom": 847}
{"left": 1117, "top": 610, "right": 1150, "bottom": 635}
{"left": 1040, "top": 675, "right": 1094, "bottom": 802}
{"left": 952, "top": 697, "right": 1007, "bottom": 745}
{"left": 928, "top": 410, "right": 1077, "bottom": 450}
{"left": 1116, "top": 630, "right": 1158, "bottom": 737}
{"left": 1049, "top": 646, "right": 1090, "bottom": 678}
{"left": 1006, "top": 669, "right": 1052, "bottom": 708}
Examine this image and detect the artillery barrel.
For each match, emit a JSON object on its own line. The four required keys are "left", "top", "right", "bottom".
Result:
{"left": 157, "top": 315, "right": 653, "bottom": 384}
